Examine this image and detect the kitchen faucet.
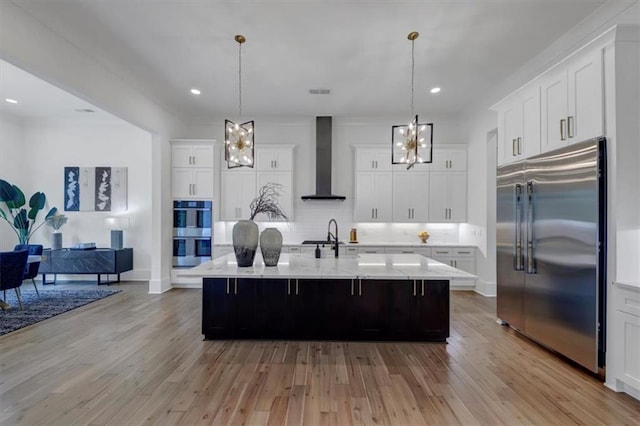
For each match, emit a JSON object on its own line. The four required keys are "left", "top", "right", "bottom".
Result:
{"left": 327, "top": 218, "right": 339, "bottom": 258}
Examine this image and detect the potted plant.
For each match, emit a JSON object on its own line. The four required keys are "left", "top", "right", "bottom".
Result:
{"left": 233, "top": 182, "right": 288, "bottom": 267}
{"left": 0, "top": 179, "right": 57, "bottom": 244}
{"left": 46, "top": 213, "right": 68, "bottom": 249}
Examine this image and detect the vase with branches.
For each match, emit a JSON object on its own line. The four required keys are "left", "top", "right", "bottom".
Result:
{"left": 46, "top": 213, "right": 68, "bottom": 250}
{"left": 233, "top": 182, "right": 288, "bottom": 267}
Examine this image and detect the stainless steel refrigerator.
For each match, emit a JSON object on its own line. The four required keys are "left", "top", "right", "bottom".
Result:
{"left": 497, "top": 137, "right": 606, "bottom": 374}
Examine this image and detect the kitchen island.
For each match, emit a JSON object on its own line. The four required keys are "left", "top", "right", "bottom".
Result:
{"left": 181, "top": 253, "right": 476, "bottom": 342}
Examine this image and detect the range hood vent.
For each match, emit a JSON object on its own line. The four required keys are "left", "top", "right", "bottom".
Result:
{"left": 301, "top": 116, "right": 346, "bottom": 201}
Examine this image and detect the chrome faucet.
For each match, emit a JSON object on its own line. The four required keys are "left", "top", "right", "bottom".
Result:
{"left": 327, "top": 218, "right": 339, "bottom": 258}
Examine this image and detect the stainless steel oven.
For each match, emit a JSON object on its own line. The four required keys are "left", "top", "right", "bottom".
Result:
{"left": 173, "top": 200, "right": 212, "bottom": 267}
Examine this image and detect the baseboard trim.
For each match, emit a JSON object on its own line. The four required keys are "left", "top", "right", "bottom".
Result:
{"left": 474, "top": 280, "right": 497, "bottom": 297}
{"left": 148, "top": 276, "right": 171, "bottom": 294}
{"left": 171, "top": 283, "right": 203, "bottom": 289}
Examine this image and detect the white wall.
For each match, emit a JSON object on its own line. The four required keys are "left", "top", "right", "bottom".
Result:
{"left": 0, "top": 114, "right": 27, "bottom": 250}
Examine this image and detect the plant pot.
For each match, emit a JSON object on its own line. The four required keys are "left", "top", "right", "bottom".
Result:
{"left": 51, "top": 232, "right": 63, "bottom": 250}
{"left": 232, "top": 220, "right": 259, "bottom": 267}
{"left": 260, "top": 227, "right": 283, "bottom": 267}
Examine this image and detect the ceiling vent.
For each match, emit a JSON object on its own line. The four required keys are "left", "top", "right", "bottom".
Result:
{"left": 309, "top": 89, "right": 331, "bottom": 95}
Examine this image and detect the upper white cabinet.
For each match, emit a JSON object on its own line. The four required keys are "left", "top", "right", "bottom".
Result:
{"left": 392, "top": 171, "right": 429, "bottom": 222}
{"left": 354, "top": 145, "right": 467, "bottom": 223}
{"left": 256, "top": 147, "right": 293, "bottom": 171}
{"left": 541, "top": 48, "right": 603, "bottom": 152}
{"left": 171, "top": 140, "right": 215, "bottom": 199}
{"left": 355, "top": 148, "right": 392, "bottom": 171}
{"left": 496, "top": 85, "right": 541, "bottom": 166}
{"left": 220, "top": 145, "right": 295, "bottom": 221}
{"left": 430, "top": 147, "right": 467, "bottom": 172}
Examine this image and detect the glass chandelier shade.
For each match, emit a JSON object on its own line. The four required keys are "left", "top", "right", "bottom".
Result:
{"left": 225, "top": 34, "right": 255, "bottom": 168}
{"left": 391, "top": 31, "right": 433, "bottom": 169}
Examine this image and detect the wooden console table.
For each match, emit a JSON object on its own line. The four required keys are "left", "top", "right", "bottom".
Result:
{"left": 39, "top": 248, "right": 133, "bottom": 285}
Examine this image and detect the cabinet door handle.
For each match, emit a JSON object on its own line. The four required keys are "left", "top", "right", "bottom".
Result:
{"left": 408, "top": 208, "right": 411, "bottom": 219}
{"left": 351, "top": 279, "right": 355, "bottom": 296}
{"left": 192, "top": 156, "right": 196, "bottom": 165}
{"left": 274, "top": 160, "right": 277, "bottom": 168}
{"left": 376, "top": 208, "right": 378, "bottom": 219}
{"left": 192, "top": 184, "right": 196, "bottom": 195}
{"left": 517, "top": 137, "right": 522, "bottom": 155}
{"left": 189, "top": 156, "right": 193, "bottom": 165}
{"left": 296, "top": 279, "right": 299, "bottom": 295}
{"left": 234, "top": 278, "right": 238, "bottom": 295}
{"left": 359, "top": 279, "right": 362, "bottom": 296}
{"left": 567, "top": 116, "right": 574, "bottom": 139}
{"left": 226, "top": 278, "right": 230, "bottom": 294}
{"left": 560, "top": 119, "right": 567, "bottom": 141}
{"left": 371, "top": 208, "right": 375, "bottom": 219}
{"left": 287, "top": 279, "right": 291, "bottom": 295}
{"left": 413, "top": 280, "right": 417, "bottom": 296}
{"left": 421, "top": 280, "right": 425, "bottom": 296}
{"left": 371, "top": 160, "right": 374, "bottom": 169}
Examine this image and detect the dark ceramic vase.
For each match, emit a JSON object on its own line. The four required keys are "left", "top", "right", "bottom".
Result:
{"left": 232, "top": 220, "right": 259, "bottom": 267}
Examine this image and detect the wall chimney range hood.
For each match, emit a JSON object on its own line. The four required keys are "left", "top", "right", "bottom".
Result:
{"left": 301, "top": 116, "right": 346, "bottom": 201}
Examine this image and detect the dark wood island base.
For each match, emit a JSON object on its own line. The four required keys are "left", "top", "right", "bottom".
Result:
{"left": 202, "top": 277, "right": 449, "bottom": 342}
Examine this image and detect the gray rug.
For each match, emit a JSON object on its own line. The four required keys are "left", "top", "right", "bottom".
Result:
{"left": 0, "top": 287, "right": 121, "bottom": 336}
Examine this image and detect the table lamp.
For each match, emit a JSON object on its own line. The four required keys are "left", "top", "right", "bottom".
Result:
{"left": 104, "top": 217, "right": 130, "bottom": 249}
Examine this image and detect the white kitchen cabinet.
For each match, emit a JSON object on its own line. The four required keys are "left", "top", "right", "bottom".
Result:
{"left": 392, "top": 171, "right": 429, "bottom": 222}
{"left": 612, "top": 284, "right": 640, "bottom": 397}
{"left": 357, "top": 247, "right": 385, "bottom": 254}
{"left": 256, "top": 146, "right": 293, "bottom": 171}
{"left": 355, "top": 171, "right": 393, "bottom": 222}
{"left": 428, "top": 172, "right": 467, "bottom": 222}
{"left": 220, "top": 171, "right": 256, "bottom": 220}
{"left": 430, "top": 247, "right": 476, "bottom": 289}
{"left": 430, "top": 147, "right": 467, "bottom": 172}
{"left": 385, "top": 247, "right": 431, "bottom": 256}
{"left": 172, "top": 168, "right": 214, "bottom": 199}
{"left": 496, "top": 85, "right": 541, "bottom": 166}
{"left": 171, "top": 140, "right": 215, "bottom": 199}
{"left": 541, "top": 48, "right": 603, "bottom": 152}
{"left": 256, "top": 170, "right": 293, "bottom": 221}
{"left": 355, "top": 148, "right": 392, "bottom": 171}
{"left": 172, "top": 142, "right": 214, "bottom": 168}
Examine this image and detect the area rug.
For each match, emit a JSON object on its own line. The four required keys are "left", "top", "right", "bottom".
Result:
{"left": 0, "top": 288, "right": 121, "bottom": 336}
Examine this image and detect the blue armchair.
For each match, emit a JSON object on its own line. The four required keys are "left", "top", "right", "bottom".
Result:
{"left": 0, "top": 249, "right": 29, "bottom": 310}
{"left": 14, "top": 244, "right": 43, "bottom": 296}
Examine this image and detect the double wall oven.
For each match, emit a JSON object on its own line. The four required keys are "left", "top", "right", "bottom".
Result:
{"left": 173, "top": 200, "right": 212, "bottom": 267}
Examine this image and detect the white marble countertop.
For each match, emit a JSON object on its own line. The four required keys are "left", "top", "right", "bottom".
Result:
{"left": 213, "top": 242, "right": 475, "bottom": 248}
{"left": 178, "top": 253, "right": 477, "bottom": 280}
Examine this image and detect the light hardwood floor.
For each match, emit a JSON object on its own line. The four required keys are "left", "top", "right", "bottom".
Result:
{"left": 1, "top": 282, "right": 639, "bottom": 425}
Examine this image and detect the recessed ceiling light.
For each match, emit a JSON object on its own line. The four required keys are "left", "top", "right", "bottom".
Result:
{"left": 430, "top": 87, "right": 441, "bottom": 94}
{"left": 5, "top": 98, "right": 18, "bottom": 104}
{"left": 190, "top": 88, "right": 201, "bottom": 95}
{"left": 75, "top": 108, "right": 95, "bottom": 113}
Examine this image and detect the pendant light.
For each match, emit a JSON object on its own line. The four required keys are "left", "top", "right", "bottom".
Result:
{"left": 225, "top": 34, "right": 255, "bottom": 168}
{"left": 392, "top": 31, "right": 433, "bottom": 169}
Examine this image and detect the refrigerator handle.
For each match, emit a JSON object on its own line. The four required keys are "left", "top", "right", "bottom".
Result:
{"left": 515, "top": 184, "right": 524, "bottom": 271}
{"left": 526, "top": 180, "right": 536, "bottom": 274}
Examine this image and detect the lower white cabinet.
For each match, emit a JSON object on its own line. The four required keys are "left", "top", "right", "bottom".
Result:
{"left": 430, "top": 247, "right": 476, "bottom": 289}
{"left": 384, "top": 247, "right": 430, "bottom": 256}
{"left": 428, "top": 172, "right": 467, "bottom": 222}
{"left": 613, "top": 284, "right": 640, "bottom": 397}
{"left": 220, "top": 171, "right": 256, "bottom": 220}
{"left": 357, "top": 247, "right": 385, "bottom": 254}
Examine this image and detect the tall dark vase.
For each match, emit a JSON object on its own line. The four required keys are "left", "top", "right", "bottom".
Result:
{"left": 232, "top": 220, "right": 259, "bottom": 267}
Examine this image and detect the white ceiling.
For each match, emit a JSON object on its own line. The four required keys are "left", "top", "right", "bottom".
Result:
{"left": 2, "top": 0, "right": 612, "bottom": 124}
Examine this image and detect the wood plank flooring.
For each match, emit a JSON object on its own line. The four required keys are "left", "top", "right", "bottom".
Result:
{"left": 1, "top": 282, "right": 639, "bottom": 425}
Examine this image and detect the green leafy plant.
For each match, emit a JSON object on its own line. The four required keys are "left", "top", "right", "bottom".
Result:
{"left": 249, "top": 182, "right": 288, "bottom": 221}
{"left": 46, "top": 213, "right": 68, "bottom": 231}
{"left": 0, "top": 179, "right": 57, "bottom": 244}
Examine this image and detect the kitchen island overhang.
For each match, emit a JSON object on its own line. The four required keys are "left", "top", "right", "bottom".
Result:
{"left": 180, "top": 253, "right": 477, "bottom": 342}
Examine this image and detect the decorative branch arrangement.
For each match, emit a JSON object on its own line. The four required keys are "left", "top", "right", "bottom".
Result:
{"left": 249, "top": 182, "right": 288, "bottom": 221}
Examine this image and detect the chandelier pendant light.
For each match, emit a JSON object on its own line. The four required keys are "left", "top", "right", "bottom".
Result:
{"left": 225, "top": 34, "right": 255, "bottom": 168}
{"left": 392, "top": 31, "right": 433, "bottom": 170}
